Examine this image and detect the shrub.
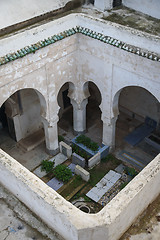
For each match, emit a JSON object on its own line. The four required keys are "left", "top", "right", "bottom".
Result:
{"left": 125, "top": 167, "right": 138, "bottom": 177}
{"left": 120, "top": 182, "right": 128, "bottom": 190}
{"left": 41, "top": 160, "right": 54, "bottom": 173}
{"left": 58, "top": 135, "right": 64, "bottom": 142}
{"left": 54, "top": 165, "right": 72, "bottom": 183}
{"left": 76, "top": 135, "right": 99, "bottom": 152}
{"left": 72, "top": 144, "right": 90, "bottom": 160}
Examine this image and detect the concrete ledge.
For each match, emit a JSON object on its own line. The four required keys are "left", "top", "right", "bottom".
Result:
{"left": 0, "top": 149, "right": 160, "bottom": 240}
{"left": 75, "top": 165, "right": 90, "bottom": 182}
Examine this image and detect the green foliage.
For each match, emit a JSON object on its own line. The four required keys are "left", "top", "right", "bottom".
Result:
{"left": 83, "top": 195, "right": 92, "bottom": 202}
{"left": 101, "top": 156, "right": 110, "bottom": 163}
{"left": 120, "top": 182, "right": 128, "bottom": 190}
{"left": 41, "top": 160, "right": 54, "bottom": 173}
{"left": 72, "top": 192, "right": 81, "bottom": 200}
{"left": 58, "top": 135, "right": 64, "bottom": 142}
{"left": 76, "top": 135, "right": 99, "bottom": 152}
{"left": 125, "top": 167, "right": 138, "bottom": 177}
{"left": 72, "top": 144, "right": 90, "bottom": 160}
{"left": 101, "top": 154, "right": 120, "bottom": 165}
{"left": 54, "top": 165, "right": 72, "bottom": 183}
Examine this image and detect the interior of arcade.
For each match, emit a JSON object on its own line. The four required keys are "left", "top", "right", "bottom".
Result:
{"left": 0, "top": 84, "right": 159, "bottom": 171}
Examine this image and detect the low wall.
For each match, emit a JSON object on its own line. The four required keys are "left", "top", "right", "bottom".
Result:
{"left": 71, "top": 136, "right": 109, "bottom": 159}
{"left": 75, "top": 165, "right": 90, "bottom": 182}
{"left": 0, "top": 149, "right": 160, "bottom": 240}
{"left": 72, "top": 152, "right": 85, "bottom": 168}
{"left": 59, "top": 141, "right": 72, "bottom": 158}
{"left": 88, "top": 152, "right": 100, "bottom": 169}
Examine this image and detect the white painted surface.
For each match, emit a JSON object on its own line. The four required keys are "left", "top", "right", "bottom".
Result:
{"left": 0, "top": 150, "right": 160, "bottom": 240}
{"left": 94, "top": 0, "right": 112, "bottom": 11}
{"left": 119, "top": 86, "right": 160, "bottom": 122}
{"left": 75, "top": 165, "right": 90, "bottom": 181}
{"left": 88, "top": 152, "right": 100, "bottom": 169}
{"left": 123, "top": 0, "right": 160, "bottom": 19}
{"left": 59, "top": 141, "right": 72, "bottom": 158}
{"left": 0, "top": 0, "right": 72, "bottom": 30}
{"left": 86, "top": 170, "right": 121, "bottom": 202}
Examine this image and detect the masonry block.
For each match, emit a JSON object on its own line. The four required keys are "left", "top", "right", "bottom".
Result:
{"left": 72, "top": 152, "right": 85, "bottom": 168}
{"left": 88, "top": 152, "right": 100, "bottom": 169}
{"left": 59, "top": 141, "right": 72, "bottom": 158}
{"left": 75, "top": 165, "right": 90, "bottom": 182}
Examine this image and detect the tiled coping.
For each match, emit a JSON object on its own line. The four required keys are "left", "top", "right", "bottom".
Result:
{"left": 0, "top": 26, "right": 160, "bottom": 66}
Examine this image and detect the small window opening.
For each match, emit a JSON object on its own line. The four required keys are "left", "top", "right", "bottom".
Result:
{"left": 113, "top": 0, "right": 122, "bottom": 8}
{"left": 86, "top": 0, "right": 94, "bottom": 4}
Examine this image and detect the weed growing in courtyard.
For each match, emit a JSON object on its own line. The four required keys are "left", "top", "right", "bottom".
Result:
{"left": 41, "top": 160, "right": 55, "bottom": 173}
{"left": 58, "top": 135, "right": 64, "bottom": 142}
{"left": 125, "top": 167, "right": 138, "bottom": 177}
{"left": 72, "top": 144, "right": 90, "bottom": 160}
{"left": 120, "top": 182, "right": 128, "bottom": 190}
{"left": 76, "top": 135, "right": 99, "bottom": 152}
{"left": 54, "top": 165, "right": 72, "bottom": 183}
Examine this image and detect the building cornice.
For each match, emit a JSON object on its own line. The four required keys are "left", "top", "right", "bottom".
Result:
{"left": 0, "top": 26, "right": 160, "bottom": 66}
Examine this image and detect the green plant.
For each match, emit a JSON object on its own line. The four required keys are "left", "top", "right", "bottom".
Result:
{"left": 72, "top": 192, "right": 81, "bottom": 200}
{"left": 125, "top": 167, "right": 138, "bottom": 177}
{"left": 54, "top": 165, "right": 72, "bottom": 183}
{"left": 58, "top": 135, "right": 64, "bottom": 142}
{"left": 120, "top": 182, "right": 128, "bottom": 190}
{"left": 72, "top": 144, "right": 90, "bottom": 160}
{"left": 101, "top": 156, "right": 110, "bottom": 163}
{"left": 83, "top": 195, "right": 92, "bottom": 202}
{"left": 41, "top": 160, "right": 54, "bottom": 173}
{"left": 75, "top": 135, "right": 99, "bottom": 152}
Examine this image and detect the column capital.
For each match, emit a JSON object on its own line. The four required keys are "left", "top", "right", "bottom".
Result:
{"left": 41, "top": 116, "right": 59, "bottom": 127}
{"left": 71, "top": 98, "right": 88, "bottom": 110}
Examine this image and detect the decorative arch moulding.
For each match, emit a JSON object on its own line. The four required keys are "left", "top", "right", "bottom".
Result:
{"left": 0, "top": 26, "right": 160, "bottom": 66}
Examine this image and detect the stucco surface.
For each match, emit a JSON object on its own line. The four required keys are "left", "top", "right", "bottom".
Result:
{"left": 0, "top": 0, "right": 71, "bottom": 30}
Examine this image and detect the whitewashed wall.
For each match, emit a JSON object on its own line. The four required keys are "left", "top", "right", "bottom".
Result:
{"left": 0, "top": 13, "right": 160, "bottom": 147}
{"left": 123, "top": 0, "right": 160, "bottom": 19}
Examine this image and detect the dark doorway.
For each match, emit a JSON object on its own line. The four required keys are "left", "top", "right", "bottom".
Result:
{"left": 0, "top": 104, "right": 8, "bottom": 129}
{"left": 63, "top": 89, "right": 71, "bottom": 109}
{"left": 113, "top": 0, "right": 122, "bottom": 8}
{"left": 89, "top": 0, "right": 94, "bottom": 4}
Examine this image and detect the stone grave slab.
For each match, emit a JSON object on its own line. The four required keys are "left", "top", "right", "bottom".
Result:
{"left": 86, "top": 170, "right": 121, "bottom": 202}
{"left": 33, "top": 166, "right": 47, "bottom": 178}
{"left": 67, "top": 163, "right": 76, "bottom": 175}
{"left": 47, "top": 177, "right": 64, "bottom": 191}
{"left": 49, "top": 153, "right": 67, "bottom": 167}
{"left": 115, "top": 164, "right": 125, "bottom": 174}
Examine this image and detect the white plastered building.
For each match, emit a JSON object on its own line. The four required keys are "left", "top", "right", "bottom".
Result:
{"left": 0, "top": 1, "right": 160, "bottom": 240}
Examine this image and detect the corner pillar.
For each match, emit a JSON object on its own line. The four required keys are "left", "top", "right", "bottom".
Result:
{"left": 102, "top": 116, "right": 118, "bottom": 151}
{"left": 42, "top": 118, "right": 59, "bottom": 156}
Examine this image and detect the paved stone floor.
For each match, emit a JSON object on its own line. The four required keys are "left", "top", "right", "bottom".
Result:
{"left": 0, "top": 128, "right": 50, "bottom": 171}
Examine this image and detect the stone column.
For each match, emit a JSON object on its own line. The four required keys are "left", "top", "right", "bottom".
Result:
{"left": 102, "top": 116, "right": 118, "bottom": 151}
{"left": 71, "top": 99, "right": 88, "bottom": 135}
{"left": 42, "top": 118, "right": 59, "bottom": 155}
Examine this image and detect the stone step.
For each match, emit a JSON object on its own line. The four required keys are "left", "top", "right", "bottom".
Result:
{"left": 17, "top": 129, "right": 45, "bottom": 152}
